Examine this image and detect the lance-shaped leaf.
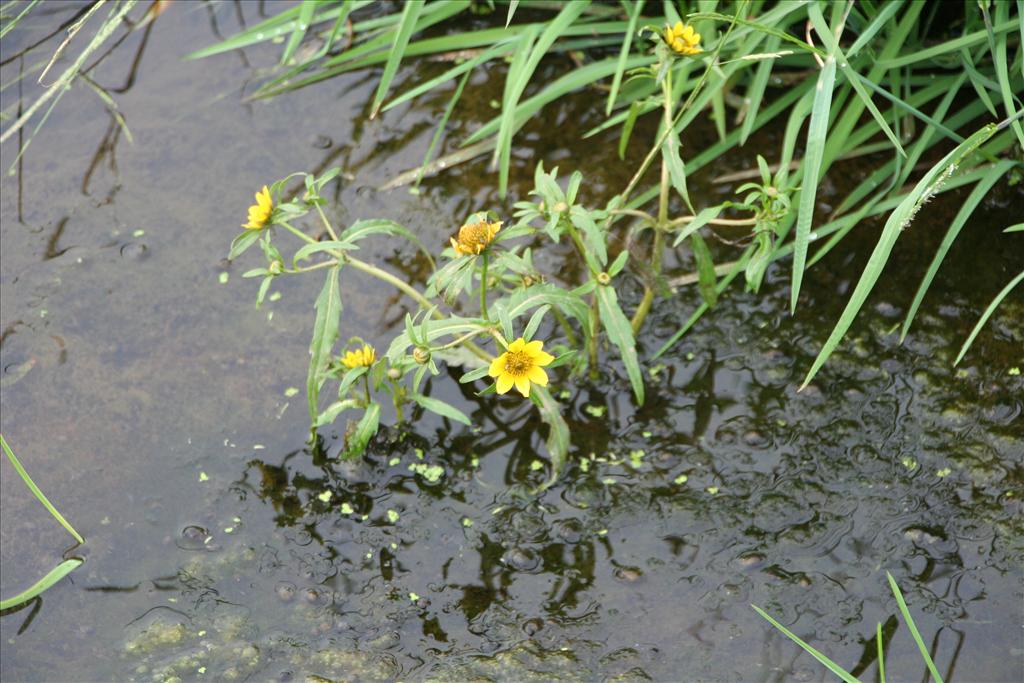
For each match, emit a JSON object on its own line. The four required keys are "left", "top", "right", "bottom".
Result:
{"left": 307, "top": 266, "right": 343, "bottom": 425}
{"left": 596, "top": 284, "right": 644, "bottom": 405}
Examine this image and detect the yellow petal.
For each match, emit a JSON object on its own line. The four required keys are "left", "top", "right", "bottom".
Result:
{"left": 514, "top": 376, "right": 531, "bottom": 397}
{"left": 527, "top": 366, "right": 548, "bottom": 386}
{"left": 523, "top": 340, "right": 545, "bottom": 355}
{"left": 534, "top": 351, "right": 555, "bottom": 366}
{"left": 496, "top": 373, "right": 514, "bottom": 394}
{"left": 690, "top": 32, "right": 701, "bottom": 45}
{"left": 508, "top": 338, "right": 525, "bottom": 353}
{"left": 673, "top": 21, "right": 684, "bottom": 33}
{"left": 489, "top": 355, "right": 506, "bottom": 377}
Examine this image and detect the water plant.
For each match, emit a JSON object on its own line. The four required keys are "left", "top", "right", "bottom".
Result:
{"left": 206, "top": 0, "right": 1022, "bottom": 394}
{"left": 0, "top": 435, "right": 84, "bottom": 612}
{"left": 754, "top": 572, "right": 946, "bottom": 683}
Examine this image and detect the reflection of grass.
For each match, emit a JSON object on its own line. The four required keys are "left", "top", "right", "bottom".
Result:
{"left": 753, "top": 571, "right": 944, "bottom": 683}
{"left": 0, "top": 434, "right": 84, "bottom": 611}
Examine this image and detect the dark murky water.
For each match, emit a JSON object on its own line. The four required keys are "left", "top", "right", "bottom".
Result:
{"left": 2, "top": 4, "right": 1022, "bottom": 682}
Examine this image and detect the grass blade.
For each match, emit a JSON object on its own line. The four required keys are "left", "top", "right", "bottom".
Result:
{"left": 605, "top": 0, "right": 642, "bottom": 115}
{"left": 877, "top": 621, "right": 886, "bottom": 683}
{"left": 369, "top": 0, "right": 425, "bottom": 119}
{"left": 901, "top": 158, "right": 1015, "bottom": 341}
{"left": 280, "top": 0, "right": 318, "bottom": 65}
{"left": 801, "top": 124, "right": 997, "bottom": 388}
{"left": 2, "top": 434, "right": 84, "bottom": 545}
{"left": 494, "top": 1, "right": 589, "bottom": 197}
{"left": 790, "top": 55, "right": 836, "bottom": 313}
{"left": 0, "top": 558, "right": 83, "bottom": 611}
{"left": 751, "top": 604, "right": 862, "bottom": 683}
{"left": 505, "top": 0, "right": 519, "bottom": 28}
{"left": 739, "top": 34, "right": 781, "bottom": 145}
{"left": 954, "top": 269, "right": 1024, "bottom": 366}
{"left": 885, "top": 573, "right": 944, "bottom": 683}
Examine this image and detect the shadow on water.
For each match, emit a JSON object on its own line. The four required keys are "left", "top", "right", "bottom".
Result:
{"left": 1, "top": 3, "right": 1021, "bottom": 682}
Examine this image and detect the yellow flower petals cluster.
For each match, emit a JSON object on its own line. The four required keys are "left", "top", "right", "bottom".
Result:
{"left": 664, "top": 21, "right": 702, "bottom": 55}
{"left": 243, "top": 186, "right": 274, "bottom": 230}
{"left": 450, "top": 219, "right": 501, "bottom": 256}
{"left": 488, "top": 337, "right": 554, "bottom": 398}
{"left": 341, "top": 344, "right": 376, "bottom": 369}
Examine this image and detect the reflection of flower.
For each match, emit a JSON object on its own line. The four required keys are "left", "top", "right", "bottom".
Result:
{"left": 488, "top": 338, "right": 554, "bottom": 398}
{"left": 664, "top": 21, "right": 702, "bottom": 55}
{"left": 341, "top": 344, "right": 376, "bottom": 369}
{"left": 450, "top": 219, "right": 501, "bottom": 256}
{"left": 243, "top": 186, "right": 274, "bottom": 230}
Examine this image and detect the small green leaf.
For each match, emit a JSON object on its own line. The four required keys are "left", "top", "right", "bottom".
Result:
{"left": 412, "top": 394, "right": 471, "bottom": 425}
{"left": 596, "top": 285, "right": 644, "bottom": 405}
{"left": 344, "top": 403, "right": 380, "bottom": 459}
{"left": 307, "top": 267, "right": 343, "bottom": 426}
{"left": 690, "top": 233, "right": 718, "bottom": 309}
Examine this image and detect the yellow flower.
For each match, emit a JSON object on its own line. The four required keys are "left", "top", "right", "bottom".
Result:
{"left": 341, "top": 344, "right": 376, "bottom": 369}
{"left": 664, "top": 21, "right": 701, "bottom": 55}
{"left": 488, "top": 337, "right": 554, "bottom": 398}
{"left": 243, "top": 185, "right": 274, "bottom": 230}
{"left": 450, "top": 218, "right": 501, "bottom": 256}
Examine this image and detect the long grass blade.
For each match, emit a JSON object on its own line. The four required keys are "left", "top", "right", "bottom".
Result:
{"left": 801, "top": 124, "right": 997, "bottom": 388}
{"left": 280, "top": 0, "right": 318, "bottom": 65}
{"left": 369, "top": 0, "right": 425, "bottom": 119}
{"left": 751, "top": 605, "right": 862, "bottom": 683}
{"left": 505, "top": 0, "right": 519, "bottom": 28}
{"left": 1, "top": 434, "right": 84, "bottom": 545}
{"left": 790, "top": 55, "right": 836, "bottom": 313}
{"left": 877, "top": 17, "right": 1019, "bottom": 69}
{"left": 0, "top": 558, "right": 83, "bottom": 611}
{"left": 605, "top": 0, "right": 642, "bottom": 115}
{"left": 494, "top": 1, "right": 588, "bottom": 198}
{"left": 900, "top": 158, "right": 1015, "bottom": 341}
{"left": 954, "top": 269, "right": 1024, "bottom": 366}
{"left": 307, "top": 267, "right": 343, "bottom": 426}
{"left": 877, "top": 622, "right": 886, "bottom": 683}
{"left": 0, "top": 0, "right": 41, "bottom": 40}
{"left": 885, "top": 573, "right": 944, "bottom": 683}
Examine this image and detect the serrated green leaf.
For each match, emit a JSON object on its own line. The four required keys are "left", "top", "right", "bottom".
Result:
{"left": 596, "top": 285, "right": 644, "bottom": 405}
{"left": 308, "top": 267, "right": 343, "bottom": 425}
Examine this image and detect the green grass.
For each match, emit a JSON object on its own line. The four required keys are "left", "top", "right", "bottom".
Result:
{"left": 1, "top": 434, "right": 84, "bottom": 611}
{"left": 754, "top": 571, "right": 946, "bottom": 683}
{"left": 191, "top": 1, "right": 1022, "bottom": 384}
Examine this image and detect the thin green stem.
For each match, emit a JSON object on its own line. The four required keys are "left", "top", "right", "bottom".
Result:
{"left": 314, "top": 202, "right": 341, "bottom": 241}
{"left": 480, "top": 253, "right": 489, "bottom": 320}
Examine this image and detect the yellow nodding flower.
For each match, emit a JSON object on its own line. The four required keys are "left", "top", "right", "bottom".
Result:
{"left": 341, "top": 344, "right": 376, "bottom": 369}
{"left": 664, "top": 21, "right": 702, "bottom": 56}
{"left": 488, "top": 337, "right": 554, "bottom": 398}
{"left": 450, "top": 219, "right": 501, "bottom": 256}
{"left": 243, "top": 186, "right": 274, "bottom": 230}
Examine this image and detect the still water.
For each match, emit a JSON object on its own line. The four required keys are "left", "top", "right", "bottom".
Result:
{"left": 1, "top": 3, "right": 1021, "bottom": 682}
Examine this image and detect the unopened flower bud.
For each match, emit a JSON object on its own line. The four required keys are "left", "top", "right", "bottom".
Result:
{"left": 412, "top": 347, "right": 431, "bottom": 365}
{"left": 387, "top": 367, "right": 402, "bottom": 381}
{"left": 269, "top": 260, "right": 284, "bottom": 275}
{"left": 597, "top": 272, "right": 611, "bottom": 286}
{"left": 553, "top": 201, "right": 568, "bottom": 213}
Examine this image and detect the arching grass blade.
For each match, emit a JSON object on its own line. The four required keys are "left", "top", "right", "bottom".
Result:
{"left": 0, "top": 558, "right": 83, "bottom": 611}
{"left": 2, "top": 434, "right": 84, "bottom": 545}
{"left": 954, "top": 269, "right": 1024, "bottom": 367}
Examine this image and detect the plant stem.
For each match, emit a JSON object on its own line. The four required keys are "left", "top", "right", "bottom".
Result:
{"left": 632, "top": 66, "right": 674, "bottom": 334}
{"left": 279, "top": 220, "right": 492, "bottom": 362}
{"left": 479, "top": 253, "right": 489, "bottom": 320}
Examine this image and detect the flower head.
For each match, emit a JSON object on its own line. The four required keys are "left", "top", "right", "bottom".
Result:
{"left": 341, "top": 344, "right": 376, "bottom": 369}
{"left": 488, "top": 337, "right": 554, "bottom": 398}
{"left": 450, "top": 218, "right": 501, "bottom": 256}
{"left": 243, "top": 186, "right": 274, "bottom": 230}
{"left": 664, "top": 21, "right": 701, "bottom": 55}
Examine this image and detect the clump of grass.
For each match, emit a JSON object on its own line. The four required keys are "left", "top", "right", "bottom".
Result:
{"left": 0, "top": 434, "right": 84, "bottom": 611}
{"left": 753, "top": 571, "right": 945, "bottom": 683}
{"left": 198, "top": 1, "right": 1022, "bottom": 383}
